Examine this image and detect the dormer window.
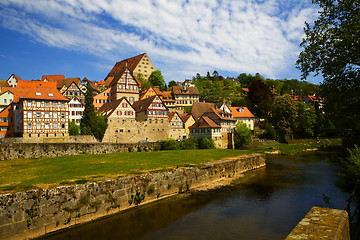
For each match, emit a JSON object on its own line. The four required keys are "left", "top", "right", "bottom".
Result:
{"left": 48, "top": 93, "right": 53, "bottom": 97}
{"left": 238, "top": 108, "right": 244, "bottom": 113}
{"left": 36, "top": 92, "right": 41, "bottom": 96}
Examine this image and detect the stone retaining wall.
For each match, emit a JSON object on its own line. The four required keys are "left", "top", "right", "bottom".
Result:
{"left": 286, "top": 206, "right": 350, "bottom": 240}
{"left": 0, "top": 142, "right": 160, "bottom": 161}
{"left": 0, "top": 154, "right": 265, "bottom": 240}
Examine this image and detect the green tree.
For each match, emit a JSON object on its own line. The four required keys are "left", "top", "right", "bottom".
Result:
{"left": 293, "top": 102, "right": 316, "bottom": 138}
{"left": 337, "top": 145, "right": 360, "bottom": 192}
{"left": 92, "top": 114, "right": 108, "bottom": 142}
{"left": 296, "top": 0, "right": 360, "bottom": 131}
{"left": 198, "top": 137, "right": 215, "bottom": 149}
{"left": 168, "top": 80, "right": 178, "bottom": 88}
{"left": 136, "top": 73, "right": 152, "bottom": 89}
{"left": 68, "top": 121, "right": 80, "bottom": 135}
{"left": 80, "top": 84, "right": 97, "bottom": 135}
{"left": 271, "top": 95, "right": 298, "bottom": 142}
{"left": 149, "top": 70, "right": 165, "bottom": 87}
{"left": 179, "top": 138, "right": 199, "bottom": 150}
{"left": 234, "top": 122, "right": 251, "bottom": 148}
{"left": 160, "top": 138, "right": 178, "bottom": 150}
{"left": 248, "top": 79, "right": 273, "bottom": 118}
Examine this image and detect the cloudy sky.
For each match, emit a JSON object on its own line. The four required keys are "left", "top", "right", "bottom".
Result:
{"left": 0, "top": 0, "right": 322, "bottom": 83}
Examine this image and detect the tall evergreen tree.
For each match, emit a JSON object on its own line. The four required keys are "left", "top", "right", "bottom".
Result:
{"left": 80, "top": 84, "right": 96, "bottom": 135}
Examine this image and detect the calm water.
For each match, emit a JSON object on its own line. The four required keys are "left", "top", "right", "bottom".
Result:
{"left": 38, "top": 150, "right": 348, "bottom": 240}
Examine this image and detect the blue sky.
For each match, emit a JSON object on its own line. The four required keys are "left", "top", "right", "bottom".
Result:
{"left": 0, "top": 0, "right": 322, "bottom": 84}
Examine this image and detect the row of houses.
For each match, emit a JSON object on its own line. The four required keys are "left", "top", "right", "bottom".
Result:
{"left": 0, "top": 53, "right": 255, "bottom": 148}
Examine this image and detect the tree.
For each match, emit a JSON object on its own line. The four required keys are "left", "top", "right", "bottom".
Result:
{"left": 234, "top": 122, "right": 251, "bottom": 148}
{"left": 271, "top": 95, "right": 298, "bottom": 142}
{"left": 293, "top": 102, "right": 316, "bottom": 138}
{"left": 80, "top": 84, "right": 97, "bottom": 135}
{"left": 136, "top": 73, "right": 152, "bottom": 89}
{"left": 296, "top": 0, "right": 360, "bottom": 131}
{"left": 149, "top": 70, "right": 165, "bottom": 87}
{"left": 68, "top": 121, "right": 80, "bottom": 135}
{"left": 198, "top": 137, "right": 215, "bottom": 149}
{"left": 248, "top": 79, "right": 273, "bottom": 118}
{"left": 92, "top": 114, "right": 108, "bottom": 142}
{"left": 168, "top": 80, "right": 178, "bottom": 88}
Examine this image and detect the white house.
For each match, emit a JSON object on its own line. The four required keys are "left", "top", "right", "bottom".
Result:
{"left": 229, "top": 107, "right": 255, "bottom": 130}
{"left": 68, "top": 97, "right": 84, "bottom": 125}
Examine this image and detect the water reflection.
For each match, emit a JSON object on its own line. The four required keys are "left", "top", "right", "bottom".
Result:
{"left": 38, "top": 151, "right": 347, "bottom": 240}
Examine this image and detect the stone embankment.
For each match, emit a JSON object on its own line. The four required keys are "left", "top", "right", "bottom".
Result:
{"left": 0, "top": 154, "right": 265, "bottom": 240}
{"left": 0, "top": 142, "right": 160, "bottom": 161}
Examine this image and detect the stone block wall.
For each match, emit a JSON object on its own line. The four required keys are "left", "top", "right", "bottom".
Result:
{"left": 0, "top": 154, "right": 265, "bottom": 240}
{"left": 0, "top": 142, "right": 160, "bottom": 161}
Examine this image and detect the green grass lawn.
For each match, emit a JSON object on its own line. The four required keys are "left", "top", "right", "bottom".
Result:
{"left": 0, "top": 141, "right": 322, "bottom": 193}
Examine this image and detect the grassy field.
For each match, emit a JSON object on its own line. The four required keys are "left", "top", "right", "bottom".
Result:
{"left": 0, "top": 141, "right": 322, "bottom": 193}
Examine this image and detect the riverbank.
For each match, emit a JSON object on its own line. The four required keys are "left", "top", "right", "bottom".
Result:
{"left": 0, "top": 154, "right": 265, "bottom": 240}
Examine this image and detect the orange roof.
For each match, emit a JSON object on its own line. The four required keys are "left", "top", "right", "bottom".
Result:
{"left": 242, "top": 88, "right": 249, "bottom": 92}
{"left": 2, "top": 87, "right": 68, "bottom": 102}
{"left": 9, "top": 74, "right": 22, "bottom": 81}
{"left": 98, "top": 80, "right": 105, "bottom": 86}
{"left": 17, "top": 80, "right": 57, "bottom": 89}
{"left": 168, "top": 112, "right": 182, "bottom": 122}
{"left": 105, "top": 53, "right": 146, "bottom": 80}
{"left": 41, "top": 75, "right": 65, "bottom": 82}
{"left": 0, "top": 80, "right": 9, "bottom": 88}
{"left": 57, "top": 78, "right": 81, "bottom": 89}
{"left": 229, "top": 107, "right": 255, "bottom": 118}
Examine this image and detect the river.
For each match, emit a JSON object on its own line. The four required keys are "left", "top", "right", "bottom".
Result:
{"left": 37, "top": 150, "right": 348, "bottom": 240}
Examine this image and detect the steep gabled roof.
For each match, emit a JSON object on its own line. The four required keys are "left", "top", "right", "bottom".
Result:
{"left": 2, "top": 87, "right": 68, "bottom": 102}
{"left": 179, "top": 113, "right": 193, "bottom": 122}
{"left": 229, "top": 107, "right": 255, "bottom": 118}
{"left": 17, "top": 80, "right": 57, "bottom": 89}
{"left": 132, "top": 95, "right": 157, "bottom": 113}
{"left": 190, "top": 116, "right": 221, "bottom": 129}
{"left": 98, "top": 97, "right": 133, "bottom": 118}
{"left": 107, "top": 67, "right": 141, "bottom": 88}
{"left": 168, "top": 112, "right": 182, "bottom": 122}
{"left": 0, "top": 80, "right": 10, "bottom": 88}
{"left": 191, "top": 102, "right": 213, "bottom": 120}
{"left": 41, "top": 75, "right": 65, "bottom": 82}
{"left": 172, "top": 86, "right": 199, "bottom": 95}
{"left": 105, "top": 53, "right": 146, "bottom": 80}
{"left": 57, "top": 78, "right": 81, "bottom": 89}
{"left": 8, "top": 74, "right": 22, "bottom": 81}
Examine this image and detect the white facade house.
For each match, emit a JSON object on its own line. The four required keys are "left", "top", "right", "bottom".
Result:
{"left": 69, "top": 97, "right": 84, "bottom": 125}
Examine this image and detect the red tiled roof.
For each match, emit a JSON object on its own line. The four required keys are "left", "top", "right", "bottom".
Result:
{"left": 190, "top": 116, "right": 221, "bottom": 129}
{"left": 229, "top": 107, "right": 255, "bottom": 118}
{"left": 17, "top": 80, "right": 57, "bottom": 89}
{"left": 105, "top": 53, "right": 146, "bottom": 80}
{"left": 41, "top": 75, "right": 65, "bottom": 82}
{"left": 172, "top": 86, "right": 199, "bottom": 95}
{"left": 97, "top": 80, "right": 105, "bottom": 86}
{"left": 9, "top": 74, "right": 22, "bottom": 81}
{"left": 132, "top": 95, "right": 157, "bottom": 113}
{"left": 2, "top": 87, "right": 68, "bottom": 102}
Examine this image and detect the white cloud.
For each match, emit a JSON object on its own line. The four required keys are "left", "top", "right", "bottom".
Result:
{"left": 0, "top": 0, "right": 319, "bottom": 81}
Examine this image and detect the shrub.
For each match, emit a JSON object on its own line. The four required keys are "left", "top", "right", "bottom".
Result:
{"left": 161, "top": 138, "right": 178, "bottom": 150}
{"left": 69, "top": 121, "right": 80, "bottom": 135}
{"left": 261, "top": 123, "right": 277, "bottom": 140}
{"left": 198, "top": 137, "right": 215, "bottom": 149}
{"left": 179, "top": 138, "right": 198, "bottom": 150}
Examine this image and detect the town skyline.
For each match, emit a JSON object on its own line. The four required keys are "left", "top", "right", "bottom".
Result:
{"left": 0, "top": 0, "right": 323, "bottom": 84}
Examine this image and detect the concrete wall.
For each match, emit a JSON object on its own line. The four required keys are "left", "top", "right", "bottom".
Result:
{"left": 0, "top": 154, "right": 265, "bottom": 240}
{"left": 0, "top": 142, "right": 160, "bottom": 161}
{"left": 286, "top": 206, "right": 350, "bottom": 240}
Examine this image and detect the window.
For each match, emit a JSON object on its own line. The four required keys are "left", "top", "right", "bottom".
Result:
{"left": 3, "top": 99, "right": 6, "bottom": 104}
{"left": 37, "top": 112, "right": 41, "bottom": 118}
{"left": 27, "top": 101, "right": 32, "bottom": 107}
{"left": 129, "top": 97, "right": 134, "bottom": 103}
{"left": 53, "top": 123, "right": 58, "bottom": 129}
{"left": 27, "top": 112, "right": 32, "bottom": 118}
{"left": 61, "top": 123, "right": 65, "bottom": 129}
{"left": 53, "top": 112, "right": 57, "bottom": 118}
{"left": 117, "top": 111, "right": 122, "bottom": 115}
{"left": 61, "top": 113, "right": 65, "bottom": 119}
{"left": 61, "top": 102, "right": 65, "bottom": 109}
{"left": 37, "top": 123, "right": 41, "bottom": 129}
{"left": 48, "top": 93, "right": 53, "bottom": 97}
{"left": 53, "top": 102, "right": 57, "bottom": 108}
{"left": 28, "top": 122, "right": 32, "bottom": 129}
{"left": 45, "top": 102, "right": 49, "bottom": 107}
{"left": 45, "top": 112, "right": 49, "bottom": 118}
{"left": 45, "top": 123, "right": 49, "bottom": 129}
{"left": 36, "top": 92, "right": 41, "bottom": 96}
{"left": 36, "top": 101, "right": 41, "bottom": 107}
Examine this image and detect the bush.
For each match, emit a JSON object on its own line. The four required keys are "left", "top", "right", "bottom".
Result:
{"left": 179, "top": 138, "right": 198, "bottom": 150}
{"left": 69, "top": 121, "right": 80, "bottom": 135}
{"left": 234, "top": 122, "right": 251, "bottom": 148}
{"left": 260, "top": 123, "right": 277, "bottom": 140}
{"left": 161, "top": 138, "right": 178, "bottom": 150}
{"left": 337, "top": 145, "right": 360, "bottom": 192}
{"left": 198, "top": 137, "right": 215, "bottom": 149}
